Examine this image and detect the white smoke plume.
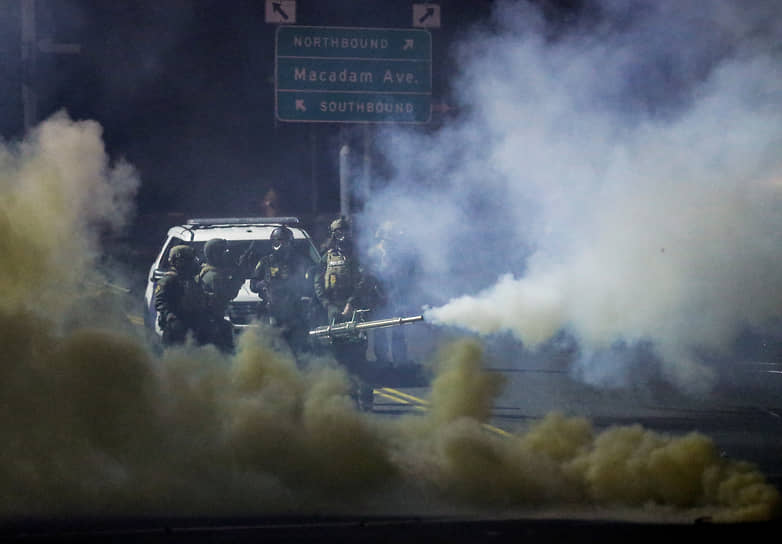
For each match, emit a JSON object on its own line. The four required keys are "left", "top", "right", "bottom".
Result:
{"left": 359, "top": 0, "right": 782, "bottom": 393}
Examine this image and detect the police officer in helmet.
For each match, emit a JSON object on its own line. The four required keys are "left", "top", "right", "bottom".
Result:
{"left": 250, "top": 225, "right": 314, "bottom": 356}
{"left": 367, "top": 221, "right": 412, "bottom": 364}
{"left": 196, "top": 237, "right": 252, "bottom": 351}
{"left": 315, "top": 216, "right": 366, "bottom": 322}
{"left": 154, "top": 244, "right": 204, "bottom": 346}
{"left": 271, "top": 225, "right": 294, "bottom": 255}
{"left": 313, "top": 216, "right": 377, "bottom": 410}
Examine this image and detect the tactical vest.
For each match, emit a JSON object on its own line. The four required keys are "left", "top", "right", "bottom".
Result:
{"left": 260, "top": 255, "right": 295, "bottom": 306}
{"left": 262, "top": 256, "right": 291, "bottom": 283}
{"left": 159, "top": 270, "right": 202, "bottom": 322}
{"left": 323, "top": 248, "right": 352, "bottom": 299}
{"left": 196, "top": 264, "right": 240, "bottom": 314}
{"left": 196, "top": 264, "right": 215, "bottom": 291}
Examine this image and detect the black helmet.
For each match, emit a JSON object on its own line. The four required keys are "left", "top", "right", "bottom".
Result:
{"left": 329, "top": 216, "right": 350, "bottom": 236}
{"left": 204, "top": 238, "right": 229, "bottom": 266}
{"left": 168, "top": 245, "right": 195, "bottom": 270}
{"left": 270, "top": 226, "right": 294, "bottom": 252}
{"left": 329, "top": 216, "right": 352, "bottom": 253}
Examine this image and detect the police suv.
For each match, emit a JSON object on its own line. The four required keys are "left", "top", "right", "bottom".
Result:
{"left": 143, "top": 217, "right": 321, "bottom": 338}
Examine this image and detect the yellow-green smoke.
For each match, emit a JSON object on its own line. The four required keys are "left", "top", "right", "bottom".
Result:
{"left": 0, "top": 113, "right": 777, "bottom": 523}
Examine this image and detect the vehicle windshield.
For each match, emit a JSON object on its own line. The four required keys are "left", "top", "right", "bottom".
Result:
{"left": 161, "top": 238, "right": 318, "bottom": 270}
{"left": 1, "top": 0, "right": 780, "bottom": 540}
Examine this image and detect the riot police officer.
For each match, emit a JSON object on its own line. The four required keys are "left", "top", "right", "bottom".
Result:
{"left": 154, "top": 244, "right": 204, "bottom": 346}
{"left": 250, "top": 226, "right": 315, "bottom": 356}
{"left": 314, "top": 216, "right": 371, "bottom": 323}
{"left": 195, "top": 237, "right": 253, "bottom": 351}
{"left": 313, "top": 216, "right": 378, "bottom": 410}
{"left": 367, "top": 221, "right": 413, "bottom": 364}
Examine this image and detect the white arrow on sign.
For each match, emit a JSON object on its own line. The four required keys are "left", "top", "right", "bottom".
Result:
{"left": 295, "top": 99, "right": 306, "bottom": 112}
{"left": 402, "top": 39, "right": 414, "bottom": 51}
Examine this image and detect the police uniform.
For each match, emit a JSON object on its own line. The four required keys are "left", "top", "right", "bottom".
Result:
{"left": 367, "top": 224, "right": 412, "bottom": 364}
{"left": 314, "top": 247, "right": 368, "bottom": 323}
{"left": 250, "top": 250, "right": 314, "bottom": 354}
{"left": 154, "top": 246, "right": 204, "bottom": 346}
{"left": 195, "top": 238, "right": 252, "bottom": 351}
{"left": 313, "top": 219, "right": 375, "bottom": 410}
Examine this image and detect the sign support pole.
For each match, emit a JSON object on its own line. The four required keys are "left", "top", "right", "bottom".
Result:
{"left": 21, "top": 0, "right": 81, "bottom": 132}
{"left": 21, "top": 0, "right": 37, "bottom": 132}
{"left": 339, "top": 144, "right": 351, "bottom": 218}
{"left": 310, "top": 126, "right": 318, "bottom": 214}
{"left": 361, "top": 124, "right": 372, "bottom": 206}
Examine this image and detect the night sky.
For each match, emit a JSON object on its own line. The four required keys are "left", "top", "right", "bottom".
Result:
{"left": 0, "top": 0, "right": 541, "bottom": 219}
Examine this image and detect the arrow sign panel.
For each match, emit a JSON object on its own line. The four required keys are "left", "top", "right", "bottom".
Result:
{"left": 275, "top": 26, "right": 432, "bottom": 124}
{"left": 413, "top": 3, "right": 441, "bottom": 28}
{"left": 277, "top": 92, "right": 431, "bottom": 123}
{"left": 266, "top": 0, "right": 296, "bottom": 24}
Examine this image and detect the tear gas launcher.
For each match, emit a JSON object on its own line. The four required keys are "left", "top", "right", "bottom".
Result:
{"left": 309, "top": 310, "right": 424, "bottom": 344}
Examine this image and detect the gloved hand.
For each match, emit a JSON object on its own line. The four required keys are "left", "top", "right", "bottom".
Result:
{"left": 158, "top": 312, "right": 177, "bottom": 329}
{"left": 163, "top": 316, "right": 187, "bottom": 344}
{"left": 238, "top": 241, "right": 259, "bottom": 272}
{"left": 326, "top": 304, "right": 341, "bottom": 323}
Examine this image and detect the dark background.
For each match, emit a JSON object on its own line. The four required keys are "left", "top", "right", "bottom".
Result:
{"left": 0, "top": 1, "right": 581, "bottom": 222}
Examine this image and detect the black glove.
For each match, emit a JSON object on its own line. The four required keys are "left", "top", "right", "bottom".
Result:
{"left": 326, "top": 304, "right": 341, "bottom": 323}
{"left": 162, "top": 317, "right": 188, "bottom": 344}
{"left": 238, "top": 241, "right": 259, "bottom": 271}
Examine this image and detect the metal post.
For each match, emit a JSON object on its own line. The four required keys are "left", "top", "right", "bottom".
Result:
{"left": 21, "top": 0, "right": 37, "bottom": 132}
{"left": 361, "top": 123, "right": 372, "bottom": 208}
{"left": 20, "top": 0, "right": 82, "bottom": 132}
{"left": 310, "top": 126, "right": 318, "bottom": 214}
{"left": 339, "top": 144, "right": 351, "bottom": 218}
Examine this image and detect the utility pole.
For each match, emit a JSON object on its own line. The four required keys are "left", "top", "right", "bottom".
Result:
{"left": 310, "top": 127, "right": 318, "bottom": 214}
{"left": 20, "top": 0, "right": 82, "bottom": 132}
{"left": 361, "top": 124, "right": 372, "bottom": 207}
{"left": 21, "top": 0, "right": 37, "bottom": 132}
{"left": 339, "top": 144, "right": 351, "bottom": 218}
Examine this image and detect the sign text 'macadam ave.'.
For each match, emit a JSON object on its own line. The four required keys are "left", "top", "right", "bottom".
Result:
{"left": 275, "top": 26, "right": 432, "bottom": 124}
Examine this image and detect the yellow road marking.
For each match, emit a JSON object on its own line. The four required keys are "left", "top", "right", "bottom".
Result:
{"left": 374, "top": 389, "right": 428, "bottom": 412}
{"left": 482, "top": 423, "right": 512, "bottom": 437}
{"left": 381, "top": 387, "right": 430, "bottom": 405}
{"left": 374, "top": 387, "right": 512, "bottom": 438}
{"left": 374, "top": 388, "right": 413, "bottom": 404}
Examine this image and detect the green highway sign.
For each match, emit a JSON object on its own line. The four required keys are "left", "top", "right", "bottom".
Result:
{"left": 277, "top": 58, "right": 431, "bottom": 93}
{"left": 275, "top": 26, "right": 432, "bottom": 124}
{"left": 277, "top": 92, "right": 431, "bottom": 123}
{"left": 276, "top": 26, "right": 431, "bottom": 59}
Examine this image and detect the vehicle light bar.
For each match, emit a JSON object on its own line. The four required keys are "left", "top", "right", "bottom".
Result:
{"left": 186, "top": 217, "right": 300, "bottom": 226}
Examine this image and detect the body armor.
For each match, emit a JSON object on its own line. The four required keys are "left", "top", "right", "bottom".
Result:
{"left": 323, "top": 248, "right": 354, "bottom": 302}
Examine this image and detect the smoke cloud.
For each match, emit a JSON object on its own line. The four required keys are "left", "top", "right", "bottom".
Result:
{"left": 0, "top": 10, "right": 779, "bottom": 525}
{"left": 0, "top": 110, "right": 138, "bottom": 320}
{"left": 358, "top": 0, "right": 782, "bottom": 393}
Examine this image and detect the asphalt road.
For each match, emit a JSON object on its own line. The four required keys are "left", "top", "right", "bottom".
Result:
{"left": 126, "top": 276, "right": 782, "bottom": 498}
{"left": 373, "top": 351, "right": 782, "bottom": 492}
